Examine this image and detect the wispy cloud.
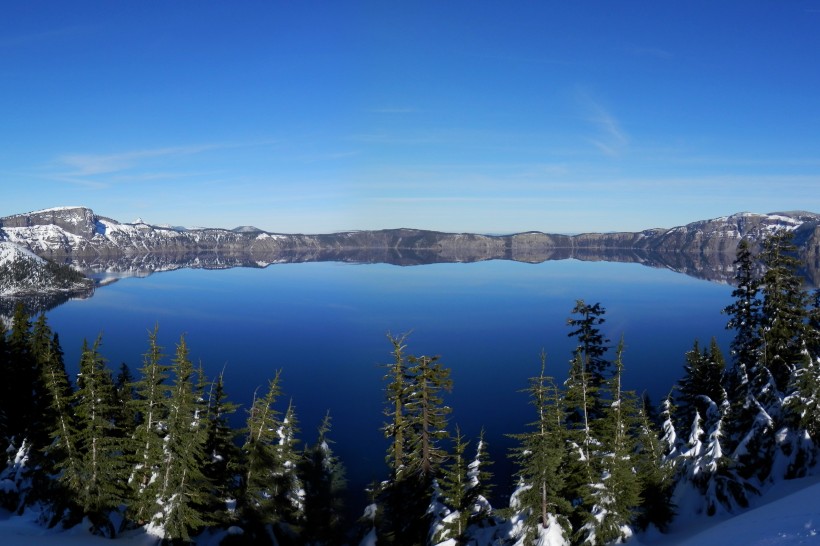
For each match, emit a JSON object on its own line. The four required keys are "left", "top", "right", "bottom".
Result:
{"left": 57, "top": 144, "right": 228, "bottom": 176}
{"left": 44, "top": 140, "right": 278, "bottom": 186}
{"left": 576, "top": 91, "right": 629, "bottom": 157}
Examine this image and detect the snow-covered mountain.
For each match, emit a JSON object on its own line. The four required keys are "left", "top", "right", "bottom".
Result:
{"left": 0, "top": 241, "right": 93, "bottom": 298}
{"left": 3, "top": 207, "right": 820, "bottom": 284}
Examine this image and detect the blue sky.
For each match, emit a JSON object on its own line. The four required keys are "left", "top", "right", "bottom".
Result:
{"left": 1, "top": 1, "right": 819, "bottom": 234}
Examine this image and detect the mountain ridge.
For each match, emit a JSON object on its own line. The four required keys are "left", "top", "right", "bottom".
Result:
{"left": 3, "top": 206, "right": 820, "bottom": 288}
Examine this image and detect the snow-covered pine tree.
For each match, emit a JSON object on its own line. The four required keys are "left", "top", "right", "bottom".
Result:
{"left": 271, "top": 399, "right": 305, "bottom": 543}
{"left": 72, "top": 337, "right": 127, "bottom": 536}
{"left": 238, "top": 371, "right": 285, "bottom": 536}
{"left": 561, "top": 349, "right": 597, "bottom": 532}
{"left": 127, "top": 326, "right": 171, "bottom": 527}
{"left": 508, "top": 351, "right": 572, "bottom": 546}
{"left": 200, "top": 370, "right": 241, "bottom": 527}
{"left": 723, "top": 239, "right": 762, "bottom": 380}
{"left": 575, "top": 340, "right": 641, "bottom": 546}
{"left": 374, "top": 339, "right": 453, "bottom": 546}
{"left": 633, "top": 399, "right": 675, "bottom": 533}
{"left": 466, "top": 428, "right": 494, "bottom": 528}
{"left": 152, "top": 335, "right": 212, "bottom": 544}
{"left": 433, "top": 425, "right": 470, "bottom": 544}
{"left": 39, "top": 340, "right": 83, "bottom": 526}
{"left": 299, "top": 411, "right": 347, "bottom": 546}
{"left": 759, "top": 229, "right": 809, "bottom": 393}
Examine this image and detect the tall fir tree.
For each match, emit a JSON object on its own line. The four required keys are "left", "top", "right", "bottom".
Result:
{"left": 154, "top": 335, "right": 212, "bottom": 544}
{"left": 128, "top": 326, "right": 171, "bottom": 526}
{"left": 298, "top": 412, "right": 347, "bottom": 546}
{"left": 200, "top": 371, "right": 241, "bottom": 527}
{"left": 723, "top": 239, "right": 762, "bottom": 392}
{"left": 72, "top": 337, "right": 127, "bottom": 536}
{"left": 508, "top": 351, "right": 572, "bottom": 545}
{"left": 759, "top": 229, "right": 809, "bottom": 393}
{"left": 567, "top": 300, "right": 611, "bottom": 397}
{"left": 238, "top": 372, "right": 285, "bottom": 537}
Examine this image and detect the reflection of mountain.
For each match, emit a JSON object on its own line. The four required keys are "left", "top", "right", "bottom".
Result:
{"left": 3, "top": 207, "right": 820, "bottom": 305}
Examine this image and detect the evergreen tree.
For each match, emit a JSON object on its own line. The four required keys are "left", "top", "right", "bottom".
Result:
{"left": 383, "top": 332, "right": 411, "bottom": 476}
{"left": 0, "top": 319, "right": 9, "bottom": 441}
{"left": 299, "top": 412, "right": 347, "bottom": 546}
{"left": 633, "top": 402, "right": 675, "bottom": 532}
{"left": 435, "top": 425, "right": 471, "bottom": 544}
{"left": 675, "top": 339, "right": 726, "bottom": 438}
{"left": 200, "top": 371, "right": 241, "bottom": 526}
{"left": 272, "top": 399, "right": 305, "bottom": 543}
{"left": 724, "top": 239, "right": 762, "bottom": 371}
{"left": 567, "top": 300, "right": 611, "bottom": 396}
{"left": 72, "top": 337, "right": 126, "bottom": 536}
{"left": 466, "top": 428, "right": 494, "bottom": 527}
{"left": 508, "top": 352, "right": 572, "bottom": 545}
{"left": 405, "top": 354, "right": 452, "bottom": 479}
{"left": 39, "top": 339, "right": 82, "bottom": 525}
{"left": 375, "top": 338, "right": 453, "bottom": 546}
{"left": 759, "top": 229, "right": 809, "bottom": 393}
{"left": 113, "top": 362, "right": 139, "bottom": 438}
{"left": 128, "top": 326, "right": 171, "bottom": 526}
{"left": 238, "top": 372, "right": 285, "bottom": 534}
{"left": 576, "top": 340, "right": 641, "bottom": 546}
{"left": 5, "top": 304, "right": 34, "bottom": 443}
{"left": 154, "top": 335, "right": 212, "bottom": 544}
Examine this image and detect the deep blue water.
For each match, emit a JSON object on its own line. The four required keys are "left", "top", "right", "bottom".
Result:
{"left": 45, "top": 259, "right": 734, "bottom": 504}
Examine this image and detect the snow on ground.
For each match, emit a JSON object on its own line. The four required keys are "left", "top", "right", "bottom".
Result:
{"left": 3, "top": 475, "right": 820, "bottom": 545}
{"left": 636, "top": 473, "right": 820, "bottom": 546}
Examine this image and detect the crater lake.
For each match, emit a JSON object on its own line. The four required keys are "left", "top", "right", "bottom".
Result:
{"left": 43, "top": 258, "right": 735, "bottom": 507}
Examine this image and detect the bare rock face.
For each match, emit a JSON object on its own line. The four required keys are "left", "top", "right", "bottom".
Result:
{"left": 0, "top": 206, "right": 99, "bottom": 239}
{"left": 3, "top": 207, "right": 820, "bottom": 286}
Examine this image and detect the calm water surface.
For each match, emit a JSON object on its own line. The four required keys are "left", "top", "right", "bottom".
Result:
{"left": 46, "top": 259, "right": 734, "bottom": 502}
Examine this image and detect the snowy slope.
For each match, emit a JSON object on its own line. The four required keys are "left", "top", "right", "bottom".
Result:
{"left": 0, "top": 241, "right": 92, "bottom": 296}
{"left": 2, "top": 475, "right": 820, "bottom": 545}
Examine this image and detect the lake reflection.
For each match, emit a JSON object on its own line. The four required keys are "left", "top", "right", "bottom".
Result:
{"left": 45, "top": 259, "right": 734, "bottom": 503}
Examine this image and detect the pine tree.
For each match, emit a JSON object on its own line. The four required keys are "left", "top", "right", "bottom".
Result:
{"left": 633, "top": 402, "right": 675, "bottom": 532}
{"left": 675, "top": 339, "right": 726, "bottom": 438}
{"left": 723, "top": 239, "right": 762, "bottom": 374}
{"left": 375, "top": 339, "right": 453, "bottom": 546}
{"left": 567, "top": 300, "right": 611, "bottom": 397}
{"left": 128, "top": 326, "right": 171, "bottom": 526}
{"left": 435, "top": 425, "right": 471, "bottom": 544}
{"left": 576, "top": 340, "right": 641, "bottom": 546}
{"left": 113, "top": 362, "right": 139, "bottom": 438}
{"left": 39, "top": 339, "right": 82, "bottom": 525}
{"left": 299, "top": 412, "right": 347, "bottom": 546}
{"left": 405, "top": 354, "right": 452, "bottom": 479}
{"left": 72, "top": 336, "right": 127, "bottom": 536}
{"left": 759, "top": 229, "right": 809, "bottom": 393}
{"left": 383, "top": 332, "right": 411, "bottom": 476}
{"left": 272, "top": 399, "right": 304, "bottom": 542}
{"left": 200, "top": 371, "right": 241, "bottom": 526}
{"left": 508, "top": 351, "right": 572, "bottom": 545}
{"left": 0, "top": 319, "right": 9, "bottom": 442}
{"left": 154, "top": 335, "right": 212, "bottom": 544}
{"left": 5, "top": 304, "right": 34, "bottom": 443}
{"left": 466, "top": 428, "right": 494, "bottom": 527}
{"left": 238, "top": 372, "right": 284, "bottom": 532}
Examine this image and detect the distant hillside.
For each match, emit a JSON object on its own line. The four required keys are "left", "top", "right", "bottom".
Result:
{"left": 0, "top": 241, "right": 94, "bottom": 297}
{"left": 3, "top": 206, "right": 820, "bottom": 285}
